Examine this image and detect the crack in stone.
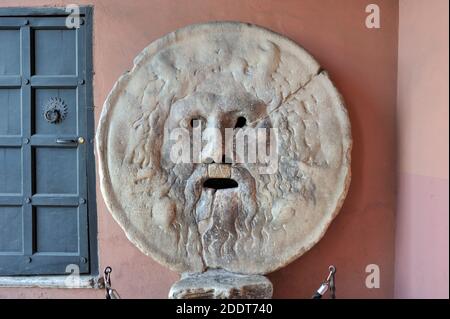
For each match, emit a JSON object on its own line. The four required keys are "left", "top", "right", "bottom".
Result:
{"left": 248, "top": 69, "right": 324, "bottom": 127}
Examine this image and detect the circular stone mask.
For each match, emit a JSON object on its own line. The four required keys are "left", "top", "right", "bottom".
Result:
{"left": 97, "top": 22, "right": 352, "bottom": 274}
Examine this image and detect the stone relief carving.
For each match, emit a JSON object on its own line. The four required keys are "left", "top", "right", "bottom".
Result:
{"left": 97, "top": 22, "right": 352, "bottom": 275}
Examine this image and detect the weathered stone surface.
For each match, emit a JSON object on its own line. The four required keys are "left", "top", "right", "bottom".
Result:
{"left": 97, "top": 22, "right": 352, "bottom": 275}
{"left": 169, "top": 269, "right": 273, "bottom": 299}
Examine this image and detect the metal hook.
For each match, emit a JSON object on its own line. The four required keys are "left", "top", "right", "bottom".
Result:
{"left": 328, "top": 265, "right": 336, "bottom": 299}
{"left": 104, "top": 266, "right": 120, "bottom": 299}
{"left": 104, "top": 266, "right": 112, "bottom": 288}
{"left": 326, "top": 265, "right": 336, "bottom": 282}
{"left": 312, "top": 265, "right": 337, "bottom": 299}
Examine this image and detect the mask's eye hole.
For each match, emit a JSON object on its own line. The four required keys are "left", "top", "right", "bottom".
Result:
{"left": 190, "top": 118, "right": 203, "bottom": 128}
{"left": 235, "top": 116, "right": 247, "bottom": 128}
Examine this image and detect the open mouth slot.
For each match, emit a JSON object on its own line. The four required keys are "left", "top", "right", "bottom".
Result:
{"left": 203, "top": 178, "right": 238, "bottom": 190}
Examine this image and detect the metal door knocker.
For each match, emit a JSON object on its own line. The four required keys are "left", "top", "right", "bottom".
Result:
{"left": 43, "top": 97, "right": 68, "bottom": 124}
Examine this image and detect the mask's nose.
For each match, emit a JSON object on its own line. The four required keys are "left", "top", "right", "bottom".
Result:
{"left": 200, "top": 117, "right": 227, "bottom": 164}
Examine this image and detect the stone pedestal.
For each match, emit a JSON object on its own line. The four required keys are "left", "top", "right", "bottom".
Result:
{"left": 169, "top": 269, "right": 273, "bottom": 299}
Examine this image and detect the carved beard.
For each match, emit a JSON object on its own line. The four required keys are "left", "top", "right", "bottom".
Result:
{"left": 198, "top": 184, "right": 258, "bottom": 266}
{"left": 175, "top": 164, "right": 264, "bottom": 268}
{"left": 163, "top": 154, "right": 313, "bottom": 269}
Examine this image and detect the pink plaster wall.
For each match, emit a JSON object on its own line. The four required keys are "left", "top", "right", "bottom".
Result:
{"left": 395, "top": 0, "right": 449, "bottom": 299}
{"left": 0, "top": 0, "right": 400, "bottom": 298}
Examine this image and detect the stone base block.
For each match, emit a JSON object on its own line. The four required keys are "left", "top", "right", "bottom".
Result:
{"left": 169, "top": 269, "right": 273, "bottom": 299}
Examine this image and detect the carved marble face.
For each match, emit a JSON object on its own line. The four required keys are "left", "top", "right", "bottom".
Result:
{"left": 97, "top": 22, "right": 352, "bottom": 274}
